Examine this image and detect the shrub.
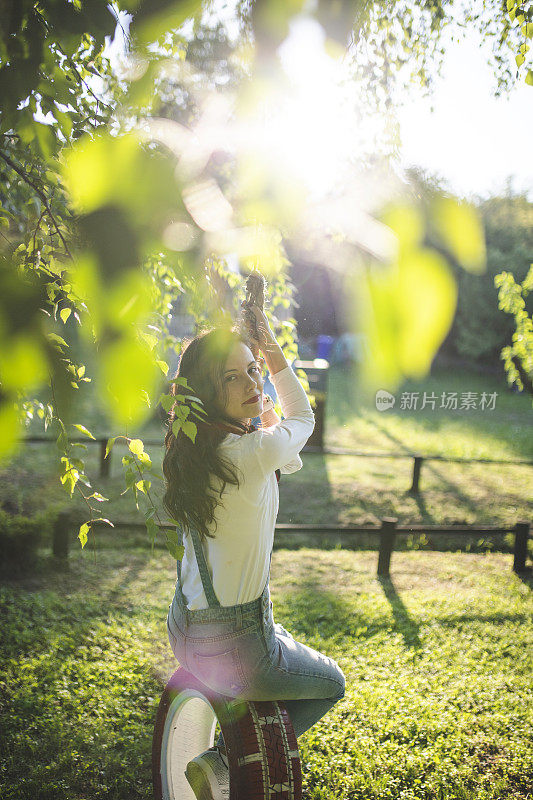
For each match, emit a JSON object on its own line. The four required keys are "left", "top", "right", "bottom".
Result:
{"left": 0, "top": 510, "right": 48, "bottom": 568}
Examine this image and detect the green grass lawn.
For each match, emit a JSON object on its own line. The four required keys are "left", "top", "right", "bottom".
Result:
{"left": 327, "top": 362, "right": 533, "bottom": 461}
{"left": 1, "top": 547, "right": 532, "bottom": 799}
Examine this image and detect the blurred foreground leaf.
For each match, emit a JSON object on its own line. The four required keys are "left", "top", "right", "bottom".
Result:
{"left": 356, "top": 201, "right": 458, "bottom": 395}
{"left": 432, "top": 197, "right": 486, "bottom": 274}
{"left": 101, "top": 337, "right": 159, "bottom": 426}
{"left": 0, "top": 402, "right": 21, "bottom": 464}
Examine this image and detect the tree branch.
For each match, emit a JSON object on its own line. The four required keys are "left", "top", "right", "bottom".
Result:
{"left": 32, "top": 207, "right": 46, "bottom": 254}
{"left": 0, "top": 149, "right": 72, "bottom": 259}
{"left": 65, "top": 55, "right": 113, "bottom": 111}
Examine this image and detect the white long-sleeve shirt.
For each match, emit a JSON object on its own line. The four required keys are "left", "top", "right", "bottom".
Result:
{"left": 179, "top": 364, "right": 315, "bottom": 610}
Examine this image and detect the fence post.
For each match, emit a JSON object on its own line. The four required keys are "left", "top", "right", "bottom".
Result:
{"left": 100, "top": 439, "right": 111, "bottom": 478}
{"left": 409, "top": 456, "right": 423, "bottom": 494}
{"left": 513, "top": 522, "right": 530, "bottom": 573}
{"left": 377, "top": 517, "right": 397, "bottom": 577}
{"left": 52, "top": 510, "right": 71, "bottom": 560}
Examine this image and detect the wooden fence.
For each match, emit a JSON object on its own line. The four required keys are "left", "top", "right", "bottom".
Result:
{"left": 22, "top": 436, "right": 531, "bottom": 575}
{"left": 52, "top": 512, "right": 531, "bottom": 576}
{"left": 23, "top": 436, "right": 533, "bottom": 494}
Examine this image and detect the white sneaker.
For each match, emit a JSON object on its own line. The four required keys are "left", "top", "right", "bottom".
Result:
{"left": 184, "top": 745, "right": 230, "bottom": 800}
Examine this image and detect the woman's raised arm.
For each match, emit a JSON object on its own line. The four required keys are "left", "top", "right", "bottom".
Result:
{"left": 246, "top": 305, "right": 288, "bottom": 376}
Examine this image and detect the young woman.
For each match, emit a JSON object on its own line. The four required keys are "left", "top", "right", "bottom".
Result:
{"left": 163, "top": 305, "right": 346, "bottom": 800}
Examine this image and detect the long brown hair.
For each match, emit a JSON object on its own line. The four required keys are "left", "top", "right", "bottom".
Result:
{"left": 162, "top": 326, "right": 256, "bottom": 542}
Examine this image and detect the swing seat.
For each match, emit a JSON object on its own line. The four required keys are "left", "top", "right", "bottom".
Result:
{"left": 152, "top": 665, "right": 302, "bottom": 800}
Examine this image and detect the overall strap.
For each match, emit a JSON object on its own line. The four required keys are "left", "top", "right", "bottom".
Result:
{"left": 187, "top": 524, "right": 222, "bottom": 608}
{"left": 175, "top": 527, "right": 188, "bottom": 609}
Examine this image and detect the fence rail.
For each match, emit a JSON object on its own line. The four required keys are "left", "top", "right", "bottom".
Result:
{"left": 21, "top": 437, "right": 532, "bottom": 574}
{"left": 22, "top": 436, "right": 533, "bottom": 494}
{"left": 53, "top": 513, "right": 531, "bottom": 576}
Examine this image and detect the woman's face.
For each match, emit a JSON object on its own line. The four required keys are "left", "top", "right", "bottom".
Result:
{"left": 220, "top": 341, "right": 264, "bottom": 423}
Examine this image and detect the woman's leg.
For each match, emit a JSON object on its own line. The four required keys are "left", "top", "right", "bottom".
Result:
{"left": 216, "top": 622, "right": 345, "bottom": 745}
{"left": 237, "top": 623, "right": 345, "bottom": 737}
{"left": 262, "top": 623, "right": 345, "bottom": 737}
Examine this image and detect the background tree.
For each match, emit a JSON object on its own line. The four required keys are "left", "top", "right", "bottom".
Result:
{"left": 452, "top": 188, "right": 533, "bottom": 370}
{"left": 404, "top": 170, "right": 533, "bottom": 380}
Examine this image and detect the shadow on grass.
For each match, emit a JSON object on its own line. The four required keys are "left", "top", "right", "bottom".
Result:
{"left": 280, "top": 583, "right": 531, "bottom": 646}
{"left": 407, "top": 486, "right": 431, "bottom": 520}
{"left": 377, "top": 575, "right": 422, "bottom": 649}
{"left": 274, "top": 563, "right": 425, "bottom": 650}
{"left": 364, "top": 413, "right": 489, "bottom": 522}
{"left": 274, "top": 552, "right": 531, "bottom": 658}
{"left": 516, "top": 566, "right": 533, "bottom": 590}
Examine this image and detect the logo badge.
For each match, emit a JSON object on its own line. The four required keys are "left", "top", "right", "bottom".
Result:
{"left": 375, "top": 390, "right": 395, "bottom": 411}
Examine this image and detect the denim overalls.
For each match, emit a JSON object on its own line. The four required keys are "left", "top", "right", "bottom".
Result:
{"left": 167, "top": 525, "right": 346, "bottom": 743}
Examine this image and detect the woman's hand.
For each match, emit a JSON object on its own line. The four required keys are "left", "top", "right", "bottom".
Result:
{"left": 243, "top": 303, "right": 277, "bottom": 354}
{"left": 244, "top": 303, "right": 289, "bottom": 376}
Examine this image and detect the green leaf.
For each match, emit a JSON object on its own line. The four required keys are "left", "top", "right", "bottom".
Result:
{"left": 522, "top": 22, "right": 533, "bottom": 38}
{"left": 382, "top": 202, "right": 424, "bottom": 250}
{"left": 137, "top": 451, "right": 152, "bottom": 468}
{"left": 181, "top": 420, "right": 197, "bottom": 443}
{"left": 171, "top": 376, "right": 191, "bottom": 390}
{"left": 506, "top": 0, "right": 515, "bottom": 10}
{"left": 35, "top": 121, "right": 55, "bottom": 158}
{"left": 191, "top": 401, "right": 207, "bottom": 413}
{"left": 0, "top": 335, "right": 47, "bottom": 391}
{"left": 129, "top": 438, "right": 144, "bottom": 456}
{"left": 100, "top": 332, "right": 159, "bottom": 426}
{"left": 146, "top": 516, "right": 158, "bottom": 543}
{"left": 432, "top": 197, "right": 486, "bottom": 274}
{"left": 87, "top": 492, "right": 109, "bottom": 502}
{"left": 78, "top": 522, "right": 90, "bottom": 548}
{"left": 174, "top": 404, "right": 190, "bottom": 421}
{"left": 72, "top": 423, "right": 96, "bottom": 440}
{"left": 0, "top": 402, "right": 21, "bottom": 464}
{"left": 356, "top": 247, "right": 457, "bottom": 393}
{"left": 53, "top": 106, "right": 73, "bottom": 138}
{"left": 60, "top": 307, "right": 72, "bottom": 324}
{"left": 47, "top": 333, "right": 68, "bottom": 350}
{"left": 61, "top": 131, "right": 183, "bottom": 229}
{"left": 105, "top": 436, "right": 117, "bottom": 458}
{"left": 516, "top": 53, "right": 525, "bottom": 67}
{"left": 165, "top": 527, "right": 185, "bottom": 561}
{"left": 525, "top": 70, "right": 533, "bottom": 86}
{"left": 133, "top": 0, "right": 203, "bottom": 45}
{"left": 156, "top": 359, "right": 169, "bottom": 375}
{"left": 159, "top": 393, "right": 174, "bottom": 412}
{"left": 140, "top": 331, "right": 158, "bottom": 350}
{"left": 522, "top": 264, "right": 533, "bottom": 292}
{"left": 56, "top": 429, "right": 68, "bottom": 451}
